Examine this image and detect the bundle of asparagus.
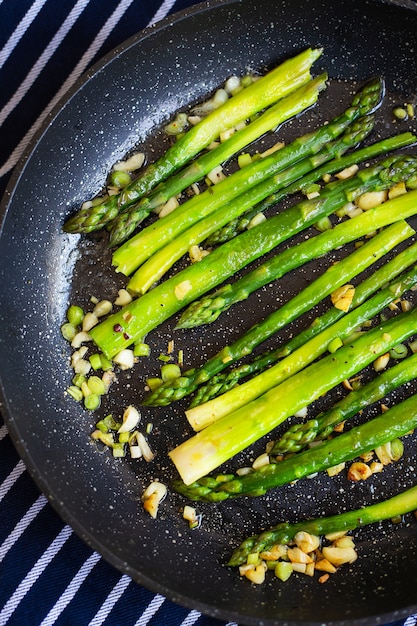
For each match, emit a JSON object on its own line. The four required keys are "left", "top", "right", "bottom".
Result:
{"left": 61, "top": 47, "right": 417, "bottom": 583}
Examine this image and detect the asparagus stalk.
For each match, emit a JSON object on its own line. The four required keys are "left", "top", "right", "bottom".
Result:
{"left": 176, "top": 159, "right": 417, "bottom": 329}
{"left": 206, "top": 131, "right": 416, "bottom": 247}
{"left": 228, "top": 482, "right": 417, "bottom": 566}
{"left": 185, "top": 255, "right": 417, "bottom": 431}
{"left": 89, "top": 189, "right": 417, "bottom": 360}
{"left": 189, "top": 240, "right": 417, "bottom": 407}
{"left": 272, "top": 350, "right": 417, "bottom": 455}
{"left": 128, "top": 116, "right": 375, "bottom": 294}
{"left": 112, "top": 78, "right": 383, "bottom": 277}
{"left": 63, "top": 47, "right": 322, "bottom": 234}
{"left": 169, "top": 308, "right": 417, "bottom": 489}
{"left": 108, "top": 75, "right": 328, "bottom": 246}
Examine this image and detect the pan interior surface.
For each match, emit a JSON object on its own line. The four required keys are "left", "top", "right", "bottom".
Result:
{"left": 1, "top": 0, "right": 417, "bottom": 624}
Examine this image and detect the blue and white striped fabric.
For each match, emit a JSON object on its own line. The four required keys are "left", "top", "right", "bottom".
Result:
{"left": 0, "top": 2, "right": 416, "bottom": 625}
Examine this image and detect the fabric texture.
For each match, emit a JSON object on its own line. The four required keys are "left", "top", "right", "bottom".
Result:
{"left": 0, "top": 1, "right": 416, "bottom": 625}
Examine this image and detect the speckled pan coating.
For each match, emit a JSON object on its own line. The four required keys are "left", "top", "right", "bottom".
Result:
{"left": 1, "top": 0, "right": 417, "bottom": 624}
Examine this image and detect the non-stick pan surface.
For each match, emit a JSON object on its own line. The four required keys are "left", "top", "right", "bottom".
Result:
{"left": 1, "top": 0, "right": 417, "bottom": 624}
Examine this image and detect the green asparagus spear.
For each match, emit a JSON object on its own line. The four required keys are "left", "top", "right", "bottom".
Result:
{"left": 107, "top": 75, "right": 327, "bottom": 246}
{"left": 127, "top": 116, "right": 375, "bottom": 294}
{"left": 185, "top": 256, "right": 417, "bottom": 431}
{"left": 176, "top": 158, "right": 417, "bottom": 329}
{"left": 206, "top": 131, "right": 416, "bottom": 247}
{"left": 228, "top": 482, "right": 417, "bottom": 566}
{"left": 63, "top": 48, "right": 321, "bottom": 234}
{"left": 189, "top": 240, "right": 417, "bottom": 407}
{"left": 272, "top": 350, "right": 417, "bottom": 455}
{"left": 169, "top": 308, "right": 417, "bottom": 490}
{"left": 89, "top": 188, "right": 417, "bottom": 360}
{"left": 112, "top": 78, "right": 383, "bottom": 277}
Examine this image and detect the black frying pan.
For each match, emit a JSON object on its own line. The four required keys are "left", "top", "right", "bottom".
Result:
{"left": 1, "top": 0, "right": 417, "bottom": 624}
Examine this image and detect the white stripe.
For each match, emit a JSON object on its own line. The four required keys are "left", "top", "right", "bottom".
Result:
{"left": 0, "top": 0, "right": 49, "bottom": 71}
{"left": 0, "top": 494, "right": 48, "bottom": 563}
{"left": 148, "top": 0, "right": 177, "bottom": 26}
{"left": 0, "top": 459, "right": 26, "bottom": 503}
{"left": 39, "top": 551, "right": 102, "bottom": 626}
{"left": 133, "top": 594, "right": 165, "bottom": 626}
{"left": 404, "top": 616, "right": 417, "bottom": 626}
{"left": 0, "top": 424, "right": 9, "bottom": 440}
{"left": 0, "top": 0, "right": 90, "bottom": 128}
{"left": 0, "top": 525, "right": 73, "bottom": 623}
{"left": 179, "top": 609, "right": 201, "bottom": 625}
{"left": 0, "top": 0, "right": 136, "bottom": 179}
{"left": 87, "top": 574, "right": 131, "bottom": 626}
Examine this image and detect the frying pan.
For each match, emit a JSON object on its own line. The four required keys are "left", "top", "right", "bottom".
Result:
{"left": 1, "top": 0, "right": 417, "bottom": 624}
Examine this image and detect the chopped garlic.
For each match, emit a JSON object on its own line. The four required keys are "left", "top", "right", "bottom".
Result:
{"left": 322, "top": 545, "right": 357, "bottom": 566}
{"left": 113, "top": 349, "right": 135, "bottom": 370}
{"left": 118, "top": 405, "right": 141, "bottom": 433}
{"left": 113, "top": 152, "right": 145, "bottom": 172}
{"left": 347, "top": 461, "right": 372, "bottom": 481}
{"left": 71, "top": 331, "right": 91, "bottom": 349}
{"left": 356, "top": 189, "right": 388, "bottom": 210}
{"left": 82, "top": 312, "right": 99, "bottom": 332}
{"left": 388, "top": 181, "right": 407, "bottom": 199}
{"left": 114, "top": 289, "right": 133, "bottom": 307}
{"left": 142, "top": 481, "right": 167, "bottom": 518}
{"left": 93, "top": 299, "right": 113, "bottom": 317}
{"left": 373, "top": 352, "right": 390, "bottom": 372}
{"left": 136, "top": 432, "right": 155, "bottom": 462}
{"left": 158, "top": 196, "right": 180, "bottom": 218}
{"left": 294, "top": 532, "right": 320, "bottom": 553}
{"left": 331, "top": 284, "right": 355, "bottom": 312}
{"left": 335, "top": 164, "right": 359, "bottom": 180}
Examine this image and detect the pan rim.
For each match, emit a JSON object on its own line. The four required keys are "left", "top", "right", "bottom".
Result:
{"left": 1, "top": 0, "right": 417, "bottom": 624}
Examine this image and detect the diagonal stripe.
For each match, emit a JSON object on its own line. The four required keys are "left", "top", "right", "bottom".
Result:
{"left": 148, "top": 0, "right": 177, "bottom": 26}
{"left": 0, "top": 0, "right": 49, "bottom": 71}
{"left": 133, "top": 594, "right": 165, "bottom": 625}
{"left": 0, "top": 525, "right": 73, "bottom": 623}
{"left": 0, "top": 494, "right": 48, "bottom": 563}
{"left": 0, "top": 0, "right": 136, "bottom": 178}
{"left": 38, "top": 551, "right": 102, "bottom": 626}
{"left": 0, "top": 459, "right": 26, "bottom": 503}
{"left": 87, "top": 574, "right": 132, "bottom": 626}
{"left": 179, "top": 609, "right": 202, "bottom": 625}
{"left": 0, "top": 424, "right": 9, "bottom": 440}
{"left": 0, "top": 0, "right": 90, "bottom": 128}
